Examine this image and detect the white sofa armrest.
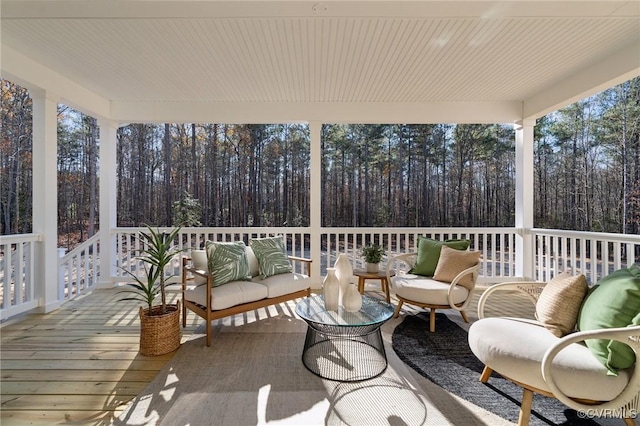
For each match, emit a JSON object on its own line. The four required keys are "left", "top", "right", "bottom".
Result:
{"left": 541, "top": 325, "right": 640, "bottom": 415}
{"left": 477, "top": 281, "right": 545, "bottom": 319}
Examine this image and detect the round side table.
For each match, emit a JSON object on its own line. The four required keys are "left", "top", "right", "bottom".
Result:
{"left": 353, "top": 269, "right": 394, "bottom": 303}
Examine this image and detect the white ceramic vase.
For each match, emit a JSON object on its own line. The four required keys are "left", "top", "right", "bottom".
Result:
{"left": 366, "top": 262, "right": 379, "bottom": 273}
{"left": 343, "top": 283, "right": 363, "bottom": 312}
{"left": 334, "top": 253, "right": 353, "bottom": 305}
{"left": 323, "top": 268, "right": 340, "bottom": 311}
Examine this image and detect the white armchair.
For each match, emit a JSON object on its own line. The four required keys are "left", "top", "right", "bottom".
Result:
{"left": 470, "top": 281, "right": 640, "bottom": 426}
{"left": 386, "top": 250, "right": 480, "bottom": 332}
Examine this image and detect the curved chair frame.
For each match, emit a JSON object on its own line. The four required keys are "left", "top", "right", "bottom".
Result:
{"left": 386, "top": 252, "right": 480, "bottom": 332}
{"left": 477, "top": 281, "right": 640, "bottom": 426}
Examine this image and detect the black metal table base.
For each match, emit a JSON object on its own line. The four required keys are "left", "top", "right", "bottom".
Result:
{"left": 301, "top": 325, "right": 388, "bottom": 382}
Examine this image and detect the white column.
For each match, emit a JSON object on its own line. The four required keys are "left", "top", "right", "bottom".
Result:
{"left": 309, "top": 121, "right": 322, "bottom": 287}
{"left": 98, "top": 119, "right": 119, "bottom": 288}
{"left": 514, "top": 119, "right": 535, "bottom": 279}
{"left": 32, "top": 90, "right": 60, "bottom": 312}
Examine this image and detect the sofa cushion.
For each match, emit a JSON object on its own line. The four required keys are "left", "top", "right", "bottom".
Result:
{"left": 253, "top": 272, "right": 310, "bottom": 298}
{"left": 184, "top": 280, "right": 268, "bottom": 310}
{"left": 190, "top": 249, "right": 208, "bottom": 285}
{"left": 535, "top": 271, "right": 588, "bottom": 337}
{"left": 205, "top": 240, "right": 251, "bottom": 286}
{"left": 577, "top": 266, "right": 640, "bottom": 375}
{"left": 468, "top": 317, "right": 630, "bottom": 401}
{"left": 392, "top": 274, "right": 469, "bottom": 306}
{"left": 432, "top": 246, "right": 480, "bottom": 287}
{"left": 409, "top": 237, "right": 470, "bottom": 277}
{"left": 245, "top": 245, "right": 260, "bottom": 278}
{"left": 249, "top": 236, "right": 293, "bottom": 279}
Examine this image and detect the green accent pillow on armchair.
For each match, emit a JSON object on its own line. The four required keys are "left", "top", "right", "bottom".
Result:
{"left": 409, "top": 237, "right": 470, "bottom": 277}
{"left": 577, "top": 265, "right": 640, "bottom": 375}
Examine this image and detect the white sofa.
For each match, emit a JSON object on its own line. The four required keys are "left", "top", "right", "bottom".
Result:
{"left": 181, "top": 245, "right": 311, "bottom": 346}
{"left": 468, "top": 280, "right": 640, "bottom": 426}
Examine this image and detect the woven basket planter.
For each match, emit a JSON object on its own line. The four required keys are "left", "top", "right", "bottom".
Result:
{"left": 138, "top": 300, "right": 181, "bottom": 356}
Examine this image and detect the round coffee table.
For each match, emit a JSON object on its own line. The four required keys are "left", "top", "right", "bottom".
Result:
{"left": 295, "top": 294, "right": 394, "bottom": 382}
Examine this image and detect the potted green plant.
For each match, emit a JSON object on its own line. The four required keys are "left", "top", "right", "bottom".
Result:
{"left": 119, "top": 225, "right": 183, "bottom": 356}
{"left": 361, "top": 243, "right": 385, "bottom": 273}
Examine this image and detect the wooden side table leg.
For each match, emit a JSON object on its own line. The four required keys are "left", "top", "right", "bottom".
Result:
{"left": 382, "top": 278, "right": 390, "bottom": 303}
{"left": 358, "top": 277, "right": 365, "bottom": 294}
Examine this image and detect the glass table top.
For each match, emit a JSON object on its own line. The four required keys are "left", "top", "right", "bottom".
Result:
{"left": 295, "top": 294, "right": 394, "bottom": 327}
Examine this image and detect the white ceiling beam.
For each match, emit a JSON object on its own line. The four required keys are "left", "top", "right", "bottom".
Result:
{"left": 2, "top": 0, "right": 634, "bottom": 19}
{"left": 1, "top": 45, "right": 111, "bottom": 119}
{"left": 110, "top": 100, "right": 522, "bottom": 124}
{"left": 523, "top": 40, "right": 640, "bottom": 119}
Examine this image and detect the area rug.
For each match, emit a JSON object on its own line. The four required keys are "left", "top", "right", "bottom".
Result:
{"left": 116, "top": 307, "right": 510, "bottom": 426}
{"left": 391, "top": 312, "right": 610, "bottom": 426}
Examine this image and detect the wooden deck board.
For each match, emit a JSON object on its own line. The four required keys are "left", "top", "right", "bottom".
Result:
{"left": 0, "top": 288, "right": 201, "bottom": 425}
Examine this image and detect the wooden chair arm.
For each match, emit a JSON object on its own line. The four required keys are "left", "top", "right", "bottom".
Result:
{"left": 181, "top": 257, "right": 212, "bottom": 288}
{"left": 541, "top": 325, "right": 640, "bottom": 414}
{"left": 288, "top": 255, "right": 312, "bottom": 277}
{"left": 477, "top": 281, "right": 545, "bottom": 319}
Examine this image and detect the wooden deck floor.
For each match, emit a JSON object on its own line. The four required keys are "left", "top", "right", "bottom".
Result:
{"left": 1, "top": 288, "right": 202, "bottom": 426}
{"left": 1, "top": 283, "right": 533, "bottom": 426}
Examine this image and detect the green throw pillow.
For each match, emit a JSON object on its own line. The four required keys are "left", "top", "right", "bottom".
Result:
{"left": 409, "top": 237, "right": 470, "bottom": 276}
{"left": 204, "top": 240, "right": 251, "bottom": 287}
{"left": 577, "top": 266, "right": 640, "bottom": 375}
{"left": 249, "top": 236, "right": 293, "bottom": 279}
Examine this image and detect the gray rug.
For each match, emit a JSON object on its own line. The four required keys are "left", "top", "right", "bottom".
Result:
{"left": 116, "top": 304, "right": 509, "bottom": 426}
{"left": 391, "top": 312, "right": 611, "bottom": 426}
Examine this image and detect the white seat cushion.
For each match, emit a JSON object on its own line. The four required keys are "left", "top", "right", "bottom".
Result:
{"left": 245, "top": 246, "right": 260, "bottom": 278}
{"left": 190, "top": 249, "right": 209, "bottom": 285}
{"left": 392, "top": 274, "right": 468, "bottom": 306}
{"left": 252, "top": 273, "right": 310, "bottom": 298}
{"left": 184, "top": 281, "right": 268, "bottom": 310}
{"left": 468, "top": 317, "right": 630, "bottom": 401}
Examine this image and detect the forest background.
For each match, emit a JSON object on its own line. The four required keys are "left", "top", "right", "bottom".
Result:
{"left": 1, "top": 77, "right": 639, "bottom": 250}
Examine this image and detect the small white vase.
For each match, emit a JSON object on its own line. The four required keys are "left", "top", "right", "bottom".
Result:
{"left": 323, "top": 268, "right": 340, "bottom": 311}
{"left": 334, "top": 253, "right": 353, "bottom": 306}
{"left": 343, "top": 283, "right": 363, "bottom": 312}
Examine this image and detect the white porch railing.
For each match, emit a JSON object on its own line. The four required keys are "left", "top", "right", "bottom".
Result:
{"left": 112, "top": 226, "right": 520, "bottom": 285}
{"left": 58, "top": 234, "right": 100, "bottom": 302}
{"left": 532, "top": 228, "right": 640, "bottom": 284}
{"left": 0, "top": 233, "right": 40, "bottom": 320}
{"left": 2, "top": 227, "right": 639, "bottom": 320}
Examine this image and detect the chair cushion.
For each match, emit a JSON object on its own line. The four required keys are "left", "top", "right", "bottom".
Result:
{"left": 190, "top": 249, "right": 208, "bottom": 285}
{"left": 432, "top": 246, "right": 480, "bottom": 287}
{"left": 184, "top": 280, "right": 268, "bottom": 310}
{"left": 409, "top": 237, "right": 470, "bottom": 277}
{"left": 252, "top": 272, "right": 310, "bottom": 298}
{"left": 249, "top": 236, "right": 293, "bottom": 279}
{"left": 468, "top": 317, "right": 630, "bottom": 401}
{"left": 392, "top": 274, "right": 469, "bottom": 306}
{"left": 577, "top": 266, "right": 640, "bottom": 374}
{"left": 535, "top": 271, "right": 588, "bottom": 337}
{"left": 205, "top": 240, "right": 251, "bottom": 286}
{"left": 245, "top": 245, "right": 260, "bottom": 278}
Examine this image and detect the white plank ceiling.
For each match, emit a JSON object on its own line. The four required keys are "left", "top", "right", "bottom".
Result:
{"left": 1, "top": 0, "right": 639, "bottom": 123}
